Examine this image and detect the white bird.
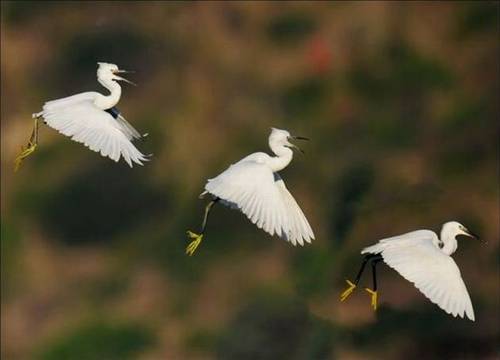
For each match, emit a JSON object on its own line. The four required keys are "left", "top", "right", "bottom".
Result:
{"left": 14, "top": 62, "right": 148, "bottom": 170}
{"left": 340, "top": 221, "right": 479, "bottom": 321}
{"left": 185, "top": 127, "right": 315, "bottom": 255}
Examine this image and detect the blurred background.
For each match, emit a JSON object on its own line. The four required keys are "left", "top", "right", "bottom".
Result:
{"left": 1, "top": 1, "right": 499, "bottom": 359}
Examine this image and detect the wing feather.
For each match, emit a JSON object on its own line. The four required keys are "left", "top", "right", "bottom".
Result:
{"left": 362, "top": 231, "right": 475, "bottom": 321}
{"left": 115, "top": 114, "right": 143, "bottom": 140}
{"left": 274, "top": 175, "right": 314, "bottom": 245}
{"left": 204, "top": 160, "right": 314, "bottom": 245}
{"left": 41, "top": 99, "right": 147, "bottom": 167}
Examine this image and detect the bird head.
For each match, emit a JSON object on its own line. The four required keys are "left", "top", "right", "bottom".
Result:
{"left": 269, "top": 127, "right": 309, "bottom": 154}
{"left": 442, "top": 221, "right": 479, "bottom": 241}
{"left": 97, "top": 62, "right": 136, "bottom": 86}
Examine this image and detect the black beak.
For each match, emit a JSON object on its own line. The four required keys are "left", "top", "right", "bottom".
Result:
{"left": 464, "top": 228, "right": 483, "bottom": 242}
{"left": 115, "top": 69, "right": 135, "bottom": 74}
{"left": 287, "top": 135, "right": 309, "bottom": 154}
{"left": 112, "top": 70, "right": 137, "bottom": 86}
{"left": 292, "top": 136, "right": 310, "bottom": 141}
{"left": 291, "top": 144, "right": 305, "bottom": 154}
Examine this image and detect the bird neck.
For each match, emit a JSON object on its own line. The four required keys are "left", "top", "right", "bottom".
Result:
{"left": 95, "top": 77, "right": 122, "bottom": 109}
{"left": 440, "top": 229, "right": 458, "bottom": 255}
{"left": 268, "top": 144, "right": 293, "bottom": 172}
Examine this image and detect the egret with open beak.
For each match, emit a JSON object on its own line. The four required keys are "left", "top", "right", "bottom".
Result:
{"left": 15, "top": 62, "right": 148, "bottom": 170}
{"left": 185, "top": 127, "right": 315, "bottom": 255}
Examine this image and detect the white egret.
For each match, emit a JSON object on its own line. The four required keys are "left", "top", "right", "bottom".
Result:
{"left": 15, "top": 62, "right": 148, "bottom": 170}
{"left": 340, "top": 221, "right": 479, "bottom": 321}
{"left": 186, "top": 127, "right": 315, "bottom": 255}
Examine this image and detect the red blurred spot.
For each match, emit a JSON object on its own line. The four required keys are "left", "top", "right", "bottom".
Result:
{"left": 307, "top": 36, "right": 332, "bottom": 74}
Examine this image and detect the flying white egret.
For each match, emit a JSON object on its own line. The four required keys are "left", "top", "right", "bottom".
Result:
{"left": 14, "top": 62, "right": 148, "bottom": 171}
{"left": 340, "top": 221, "right": 479, "bottom": 321}
{"left": 185, "top": 127, "right": 315, "bottom": 256}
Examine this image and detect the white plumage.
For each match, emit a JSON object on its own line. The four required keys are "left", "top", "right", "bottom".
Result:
{"left": 362, "top": 222, "right": 476, "bottom": 321}
{"left": 33, "top": 62, "right": 147, "bottom": 167}
{"left": 202, "top": 128, "right": 314, "bottom": 246}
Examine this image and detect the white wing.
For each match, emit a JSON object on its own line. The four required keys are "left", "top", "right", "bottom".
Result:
{"left": 274, "top": 174, "right": 315, "bottom": 245}
{"left": 362, "top": 231, "right": 475, "bottom": 321}
{"left": 41, "top": 98, "right": 147, "bottom": 167}
{"left": 42, "top": 92, "right": 98, "bottom": 111}
{"left": 204, "top": 159, "right": 314, "bottom": 245}
{"left": 115, "top": 113, "right": 143, "bottom": 141}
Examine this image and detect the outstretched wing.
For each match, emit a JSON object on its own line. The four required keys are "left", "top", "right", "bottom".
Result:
{"left": 42, "top": 99, "right": 148, "bottom": 167}
{"left": 204, "top": 160, "right": 314, "bottom": 245}
{"left": 362, "top": 231, "right": 475, "bottom": 321}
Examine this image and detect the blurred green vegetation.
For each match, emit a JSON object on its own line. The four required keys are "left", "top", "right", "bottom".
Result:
{"left": 266, "top": 12, "right": 317, "bottom": 46}
{"left": 37, "top": 164, "right": 169, "bottom": 245}
{"left": 36, "top": 321, "right": 154, "bottom": 360}
{"left": 1, "top": 1, "right": 498, "bottom": 359}
{"left": 217, "top": 292, "right": 335, "bottom": 359}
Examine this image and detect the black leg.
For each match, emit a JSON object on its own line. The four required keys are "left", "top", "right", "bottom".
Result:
{"left": 186, "top": 197, "right": 219, "bottom": 256}
{"left": 366, "top": 254, "right": 382, "bottom": 310}
{"left": 354, "top": 254, "right": 376, "bottom": 285}
{"left": 371, "top": 257, "right": 382, "bottom": 291}
{"left": 200, "top": 197, "right": 219, "bottom": 234}
{"left": 341, "top": 253, "right": 379, "bottom": 301}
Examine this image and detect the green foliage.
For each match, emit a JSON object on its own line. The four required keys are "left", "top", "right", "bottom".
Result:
{"left": 385, "top": 41, "right": 453, "bottom": 93}
{"left": 39, "top": 164, "right": 169, "bottom": 245}
{"left": 0, "top": 221, "right": 19, "bottom": 256}
{"left": 350, "top": 41, "right": 453, "bottom": 104}
{"left": 440, "top": 101, "right": 487, "bottom": 133}
{"left": 266, "top": 13, "right": 316, "bottom": 46}
{"left": 2, "top": 1, "right": 60, "bottom": 24}
{"left": 1, "top": 221, "right": 22, "bottom": 297}
{"left": 330, "top": 163, "right": 374, "bottom": 245}
{"left": 345, "top": 306, "right": 494, "bottom": 358}
{"left": 282, "top": 76, "right": 328, "bottom": 116}
{"left": 217, "top": 292, "right": 334, "bottom": 360}
{"left": 184, "top": 327, "right": 220, "bottom": 353}
{"left": 457, "top": 1, "right": 499, "bottom": 36}
{"left": 36, "top": 322, "right": 154, "bottom": 360}
{"left": 435, "top": 99, "right": 495, "bottom": 177}
{"left": 53, "top": 28, "right": 152, "bottom": 93}
{"left": 349, "top": 40, "right": 453, "bottom": 150}
{"left": 292, "top": 247, "right": 333, "bottom": 297}
{"left": 297, "top": 317, "right": 336, "bottom": 360}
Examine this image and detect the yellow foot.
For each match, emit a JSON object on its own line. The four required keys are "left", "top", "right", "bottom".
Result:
{"left": 186, "top": 231, "right": 203, "bottom": 256}
{"left": 14, "top": 142, "right": 37, "bottom": 172}
{"left": 340, "top": 279, "right": 357, "bottom": 302}
{"left": 365, "top": 288, "right": 378, "bottom": 311}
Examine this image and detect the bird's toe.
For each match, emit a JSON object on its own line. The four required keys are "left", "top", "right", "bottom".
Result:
{"left": 365, "top": 288, "right": 378, "bottom": 311}
{"left": 340, "top": 279, "right": 357, "bottom": 302}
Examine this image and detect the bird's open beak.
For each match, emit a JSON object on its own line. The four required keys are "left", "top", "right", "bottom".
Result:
{"left": 463, "top": 227, "right": 481, "bottom": 241}
{"left": 288, "top": 135, "right": 310, "bottom": 154}
{"left": 112, "top": 70, "right": 137, "bottom": 86}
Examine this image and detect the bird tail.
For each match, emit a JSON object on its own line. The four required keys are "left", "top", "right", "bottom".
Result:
{"left": 361, "top": 243, "right": 385, "bottom": 255}
{"left": 199, "top": 191, "right": 208, "bottom": 199}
